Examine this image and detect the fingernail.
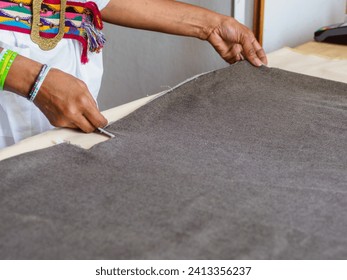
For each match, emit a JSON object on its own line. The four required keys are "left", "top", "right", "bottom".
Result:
{"left": 256, "top": 59, "right": 263, "bottom": 67}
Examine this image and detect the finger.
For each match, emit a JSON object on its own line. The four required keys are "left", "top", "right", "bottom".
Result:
{"left": 223, "top": 44, "right": 243, "bottom": 64}
{"left": 230, "top": 53, "right": 242, "bottom": 64}
{"left": 252, "top": 39, "right": 268, "bottom": 65}
{"left": 84, "top": 105, "right": 108, "bottom": 129}
{"left": 89, "top": 95, "right": 98, "bottom": 107}
{"left": 242, "top": 37, "right": 263, "bottom": 67}
{"left": 73, "top": 115, "right": 96, "bottom": 133}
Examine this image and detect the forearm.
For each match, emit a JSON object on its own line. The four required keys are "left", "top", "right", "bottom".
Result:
{"left": 0, "top": 47, "right": 42, "bottom": 98}
{"left": 101, "top": 0, "right": 225, "bottom": 40}
{"left": 0, "top": 47, "right": 107, "bottom": 131}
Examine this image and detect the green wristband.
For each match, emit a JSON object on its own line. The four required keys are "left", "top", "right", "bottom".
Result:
{"left": 0, "top": 50, "right": 18, "bottom": 91}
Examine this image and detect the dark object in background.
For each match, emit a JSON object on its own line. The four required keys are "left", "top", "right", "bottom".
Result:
{"left": 314, "top": 22, "right": 347, "bottom": 45}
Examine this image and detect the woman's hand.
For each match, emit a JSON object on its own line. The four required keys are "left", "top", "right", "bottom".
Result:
{"left": 101, "top": 0, "right": 266, "bottom": 67}
{"left": 5, "top": 54, "right": 107, "bottom": 133}
{"left": 207, "top": 16, "right": 267, "bottom": 66}
{"left": 34, "top": 68, "right": 108, "bottom": 133}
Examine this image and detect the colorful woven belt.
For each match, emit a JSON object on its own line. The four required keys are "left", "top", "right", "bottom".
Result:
{"left": 0, "top": 0, "right": 105, "bottom": 63}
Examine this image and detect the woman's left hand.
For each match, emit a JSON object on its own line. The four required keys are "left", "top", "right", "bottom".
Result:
{"left": 207, "top": 16, "right": 267, "bottom": 66}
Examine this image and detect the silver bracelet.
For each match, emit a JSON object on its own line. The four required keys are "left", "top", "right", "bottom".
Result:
{"left": 28, "top": 64, "right": 51, "bottom": 102}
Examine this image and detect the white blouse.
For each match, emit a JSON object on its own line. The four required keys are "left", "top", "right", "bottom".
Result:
{"left": 0, "top": 0, "right": 110, "bottom": 148}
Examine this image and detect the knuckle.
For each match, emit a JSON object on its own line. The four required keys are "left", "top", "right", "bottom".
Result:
{"left": 74, "top": 80, "right": 92, "bottom": 101}
{"left": 76, "top": 95, "right": 91, "bottom": 108}
{"left": 81, "top": 97, "right": 90, "bottom": 107}
{"left": 64, "top": 107, "right": 78, "bottom": 119}
{"left": 76, "top": 79, "right": 88, "bottom": 89}
{"left": 232, "top": 44, "right": 242, "bottom": 53}
{"left": 247, "top": 48, "right": 256, "bottom": 57}
{"left": 245, "top": 31, "right": 255, "bottom": 39}
{"left": 241, "top": 32, "right": 251, "bottom": 41}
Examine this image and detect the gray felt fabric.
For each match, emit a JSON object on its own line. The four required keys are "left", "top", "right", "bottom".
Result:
{"left": 0, "top": 62, "right": 347, "bottom": 259}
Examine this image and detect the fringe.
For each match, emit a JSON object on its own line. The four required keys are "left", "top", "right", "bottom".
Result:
{"left": 81, "top": 5, "right": 105, "bottom": 64}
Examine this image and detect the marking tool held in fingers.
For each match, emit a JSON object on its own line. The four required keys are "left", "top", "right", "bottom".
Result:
{"left": 97, "top": 127, "right": 116, "bottom": 138}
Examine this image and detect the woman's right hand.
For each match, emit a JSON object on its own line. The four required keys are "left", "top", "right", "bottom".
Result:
{"left": 34, "top": 68, "right": 108, "bottom": 133}
{"left": 4, "top": 53, "right": 108, "bottom": 133}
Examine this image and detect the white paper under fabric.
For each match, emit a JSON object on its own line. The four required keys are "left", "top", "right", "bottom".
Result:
{"left": 0, "top": 0, "right": 110, "bottom": 148}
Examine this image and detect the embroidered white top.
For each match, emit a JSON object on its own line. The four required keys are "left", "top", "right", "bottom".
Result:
{"left": 0, "top": 0, "right": 110, "bottom": 148}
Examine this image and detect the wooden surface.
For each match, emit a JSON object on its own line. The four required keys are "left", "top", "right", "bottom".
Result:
{"left": 294, "top": 41, "right": 347, "bottom": 59}
{"left": 268, "top": 47, "right": 347, "bottom": 84}
{"left": 253, "top": 0, "right": 265, "bottom": 45}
